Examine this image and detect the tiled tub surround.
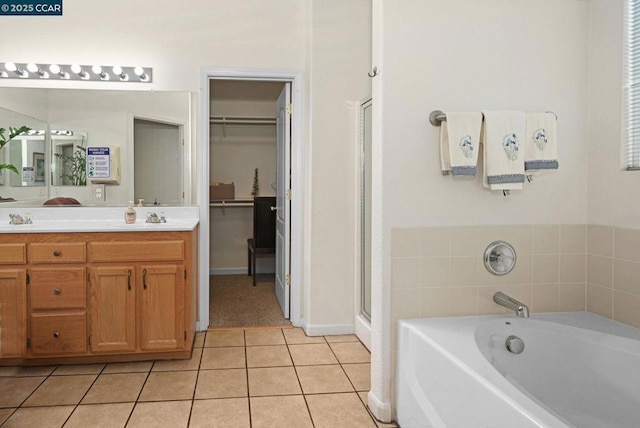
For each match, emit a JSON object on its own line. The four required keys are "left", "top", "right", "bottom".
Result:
{"left": 391, "top": 224, "right": 640, "bottom": 328}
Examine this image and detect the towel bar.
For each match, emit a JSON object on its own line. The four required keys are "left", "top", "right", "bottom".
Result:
{"left": 429, "top": 110, "right": 557, "bottom": 127}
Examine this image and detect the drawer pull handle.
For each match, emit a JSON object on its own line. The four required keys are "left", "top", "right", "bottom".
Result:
{"left": 53, "top": 289, "right": 61, "bottom": 295}
{"left": 127, "top": 269, "right": 132, "bottom": 290}
{"left": 53, "top": 331, "right": 60, "bottom": 338}
{"left": 143, "top": 268, "right": 147, "bottom": 290}
{"left": 53, "top": 250, "right": 61, "bottom": 257}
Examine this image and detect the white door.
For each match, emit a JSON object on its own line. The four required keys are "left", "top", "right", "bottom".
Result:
{"left": 275, "top": 83, "right": 291, "bottom": 318}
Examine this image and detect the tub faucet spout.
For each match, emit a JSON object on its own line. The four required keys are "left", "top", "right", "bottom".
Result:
{"left": 493, "top": 291, "right": 529, "bottom": 318}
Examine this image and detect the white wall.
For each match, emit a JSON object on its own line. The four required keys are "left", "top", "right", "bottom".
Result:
{"left": 306, "top": 0, "right": 372, "bottom": 331}
{"left": 382, "top": 0, "right": 589, "bottom": 229}
{"left": 586, "top": 0, "right": 640, "bottom": 229}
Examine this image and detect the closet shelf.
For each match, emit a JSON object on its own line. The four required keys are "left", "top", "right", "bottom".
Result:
{"left": 210, "top": 198, "right": 254, "bottom": 215}
{"left": 209, "top": 116, "right": 276, "bottom": 125}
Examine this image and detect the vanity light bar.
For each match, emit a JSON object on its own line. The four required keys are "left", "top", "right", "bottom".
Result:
{"left": 0, "top": 62, "right": 153, "bottom": 83}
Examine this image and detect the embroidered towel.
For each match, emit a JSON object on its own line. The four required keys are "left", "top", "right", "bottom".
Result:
{"left": 525, "top": 112, "right": 558, "bottom": 174}
{"left": 482, "top": 111, "right": 526, "bottom": 191}
{"left": 439, "top": 112, "right": 483, "bottom": 176}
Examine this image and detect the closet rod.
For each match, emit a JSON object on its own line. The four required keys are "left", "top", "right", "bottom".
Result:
{"left": 209, "top": 116, "right": 276, "bottom": 125}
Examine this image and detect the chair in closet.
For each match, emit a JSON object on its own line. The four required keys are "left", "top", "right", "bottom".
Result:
{"left": 247, "top": 196, "right": 276, "bottom": 286}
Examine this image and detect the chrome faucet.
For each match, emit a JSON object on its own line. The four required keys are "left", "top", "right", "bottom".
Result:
{"left": 493, "top": 291, "right": 529, "bottom": 318}
{"left": 9, "top": 213, "right": 32, "bottom": 225}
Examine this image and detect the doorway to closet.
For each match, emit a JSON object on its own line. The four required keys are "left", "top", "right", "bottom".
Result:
{"left": 208, "top": 79, "right": 291, "bottom": 329}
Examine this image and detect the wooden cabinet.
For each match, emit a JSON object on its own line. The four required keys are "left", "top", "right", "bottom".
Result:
{"left": 89, "top": 266, "right": 136, "bottom": 353}
{"left": 0, "top": 229, "right": 197, "bottom": 365}
{"left": 28, "top": 266, "right": 87, "bottom": 356}
{"left": 0, "top": 268, "right": 27, "bottom": 358}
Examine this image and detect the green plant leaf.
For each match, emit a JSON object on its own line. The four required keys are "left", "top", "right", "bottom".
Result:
{"left": 0, "top": 164, "right": 19, "bottom": 174}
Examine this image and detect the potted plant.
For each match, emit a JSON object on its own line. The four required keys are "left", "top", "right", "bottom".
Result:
{"left": 55, "top": 145, "right": 87, "bottom": 186}
{"left": 0, "top": 125, "right": 31, "bottom": 175}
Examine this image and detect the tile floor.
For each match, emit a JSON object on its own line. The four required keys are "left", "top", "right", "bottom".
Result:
{"left": 0, "top": 328, "right": 398, "bottom": 428}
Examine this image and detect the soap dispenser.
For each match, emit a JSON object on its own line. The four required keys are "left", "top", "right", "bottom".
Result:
{"left": 125, "top": 201, "right": 137, "bottom": 224}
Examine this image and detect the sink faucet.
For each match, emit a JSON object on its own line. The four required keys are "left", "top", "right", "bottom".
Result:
{"left": 493, "top": 291, "right": 529, "bottom": 318}
{"left": 9, "top": 213, "right": 32, "bottom": 225}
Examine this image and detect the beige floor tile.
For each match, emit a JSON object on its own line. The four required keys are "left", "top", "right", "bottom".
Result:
{"left": 193, "top": 332, "right": 206, "bottom": 348}
{"left": 23, "top": 374, "right": 96, "bottom": 406}
{"left": 200, "top": 347, "right": 246, "bottom": 369}
{"left": 103, "top": 361, "right": 153, "bottom": 374}
{"left": 329, "top": 342, "right": 371, "bottom": 364}
{"left": 250, "top": 395, "right": 313, "bottom": 428}
{"left": 324, "top": 334, "right": 360, "bottom": 343}
{"left": 288, "top": 343, "right": 338, "bottom": 366}
{"left": 52, "top": 364, "right": 105, "bottom": 376}
{"left": 65, "top": 402, "right": 134, "bottom": 428}
{"left": 343, "top": 363, "right": 371, "bottom": 391}
{"left": 2, "top": 406, "right": 74, "bottom": 428}
{"left": 0, "top": 366, "right": 55, "bottom": 377}
{"left": 0, "top": 376, "right": 45, "bottom": 407}
{"left": 189, "top": 398, "right": 250, "bottom": 428}
{"left": 306, "top": 392, "right": 376, "bottom": 427}
{"left": 194, "top": 369, "right": 247, "bottom": 399}
{"left": 153, "top": 348, "right": 202, "bottom": 371}
{"left": 246, "top": 345, "right": 292, "bottom": 368}
{"left": 204, "top": 330, "right": 245, "bottom": 347}
{"left": 82, "top": 373, "right": 147, "bottom": 404}
{"left": 127, "top": 401, "right": 191, "bottom": 428}
{"left": 283, "top": 328, "right": 326, "bottom": 345}
{"left": 244, "top": 329, "right": 285, "bottom": 346}
{"left": 0, "top": 408, "right": 15, "bottom": 425}
{"left": 296, "top": 365, "right": 354, "bottom": 394}
{"left": 138, "top": 371, "right": 197, "bottom": 401}
{"left": 248, "top": 366, "right": 301, "bottom": 396}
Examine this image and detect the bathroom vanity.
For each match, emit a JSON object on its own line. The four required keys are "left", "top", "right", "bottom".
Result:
{"left": 0, "top": 207, "right": 199, "bottom": 365}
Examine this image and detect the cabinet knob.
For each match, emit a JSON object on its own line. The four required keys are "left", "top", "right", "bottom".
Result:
{"left": 53, "top": 250, "right": 61, "bottom": 257}
{"left": 53, "top": 289, "right": 61, "bottom": 295}
{"left": 53, "top": 331, "right": 60, "bottom": 338}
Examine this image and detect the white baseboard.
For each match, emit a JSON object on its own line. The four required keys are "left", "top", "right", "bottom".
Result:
{"left": 368, "top": 390, "right": 393, "bottom": 423}
{"left": 303, "top": 323, "right": 355, "bottom": 337}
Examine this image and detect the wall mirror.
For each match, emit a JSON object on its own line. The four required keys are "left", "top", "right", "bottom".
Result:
{"left": 0, "top": 87, "right": 193, "bottom": 206}
{"left": 0, "top": 106, "right": 48, "bottom": 202}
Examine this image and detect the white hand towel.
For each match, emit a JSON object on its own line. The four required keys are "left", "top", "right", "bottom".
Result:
{"left": 439, "top": 112, "right": 483, "bottom": 176}
{"left": 482, "top": 111, "right": 526, "bottom": 191}
{"left": 525, "top": 112, "right": 558, "bottom": 174}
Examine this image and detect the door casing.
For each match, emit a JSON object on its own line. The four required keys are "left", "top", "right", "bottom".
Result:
{"left": 198, "top": 68, "right": 305, "bottom": 330}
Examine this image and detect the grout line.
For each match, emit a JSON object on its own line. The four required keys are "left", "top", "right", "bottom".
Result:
{"left": 284, "top": 330, "right": 316, "bottom": 428}
{"left": 122, "top": 359, "right": 156, "bottom": 427}
{"left": 244, "top": 330, "right": 253, "bottom": 428}
{"left": 59, "top": 364, "right": 107, "bottom": 426}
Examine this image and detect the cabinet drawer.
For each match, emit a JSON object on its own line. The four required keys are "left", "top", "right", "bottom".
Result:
{"left": 0, "top": 243, "right": 27, "bottom": 265}
{"left": 29, "top": 267, "right": 86, "bottom": 310}
{"left": 29, "top": 243, "right": 86, "bottom": 264}
{"left": 30, "top": 311, "right": 86, "bottom": 355}
{"left": 89, "top": 241, "right": 184, "bottom": 262}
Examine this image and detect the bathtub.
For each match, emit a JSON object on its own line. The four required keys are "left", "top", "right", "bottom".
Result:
{"left": 396, "top": 312, "right": 640, "bottom": 428}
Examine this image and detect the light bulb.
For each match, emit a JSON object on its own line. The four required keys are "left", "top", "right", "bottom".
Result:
{"left": 112, "top": 65, "right": 128, "bottom": 81}
{"left": 4, "top": 62, "right": 17, "bottom": 72}
{"left": 49, "top": 64, "right": 60, "bottom": 74}
{"left": 134, "top": 66, "right": 149, "bottom": 81}
{"left": 70, "top": 64, "right": 81, "bottom": 73}
{"left": 26, "top": 63, "right": 39, "bottom": 73}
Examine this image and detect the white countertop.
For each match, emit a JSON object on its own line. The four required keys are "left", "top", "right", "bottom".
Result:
{"left": 0, "top": 206, "right": 199, "bottom": 233}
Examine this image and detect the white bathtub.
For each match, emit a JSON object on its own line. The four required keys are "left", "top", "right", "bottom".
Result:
{"left": 396, "top": 312, "right": 640, "bottom": 428}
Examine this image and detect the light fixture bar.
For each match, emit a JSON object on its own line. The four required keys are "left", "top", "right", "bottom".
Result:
{"left": 0, "top": 62, "right": 152, "bottom": 83}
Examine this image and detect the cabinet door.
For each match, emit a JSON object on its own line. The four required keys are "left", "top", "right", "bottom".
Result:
{"left": 89, "top": 266, "right": 136, "bottom": 353}
{"left": 0, "top": 269, "right": 27, "bottom": 357}
{"left": 139, "top": 264, "right": 185, "bottom": 351}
